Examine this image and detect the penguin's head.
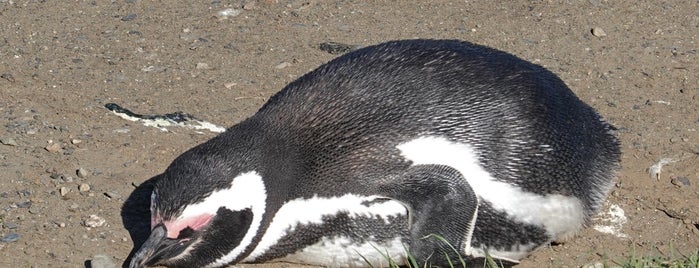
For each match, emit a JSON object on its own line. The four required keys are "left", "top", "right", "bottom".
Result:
{"left": 129, "top": 154, "right": 267, "bottom": 268}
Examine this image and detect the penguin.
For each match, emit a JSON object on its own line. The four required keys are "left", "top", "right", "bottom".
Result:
{"left": 128, "top": 39, "right": 620, "bottom": 268}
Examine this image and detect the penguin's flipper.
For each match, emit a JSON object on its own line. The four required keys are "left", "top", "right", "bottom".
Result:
{"left": 381, "top": 164, "right": 478, "bottom": 266}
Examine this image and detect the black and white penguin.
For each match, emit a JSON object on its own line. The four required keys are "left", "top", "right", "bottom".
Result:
{"left": 128, "top": 39, "right": 620, "bottom": 268}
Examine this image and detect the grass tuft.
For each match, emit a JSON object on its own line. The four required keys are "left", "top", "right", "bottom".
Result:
{"left": 618, "top": 249, "right": 699, "bottom": 268}
{"left": 360, "top": 234, "right": 699, "bottom": 268}
{"left": 360, "top": 234, "right": 506, "bottom": 268}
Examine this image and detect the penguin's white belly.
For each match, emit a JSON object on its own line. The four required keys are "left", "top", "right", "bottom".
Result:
{"left": 246, "top": 194, "right": 409, "bottom": 266}
{"left": 274, "top": 236, "right": 406, "bottom": 267}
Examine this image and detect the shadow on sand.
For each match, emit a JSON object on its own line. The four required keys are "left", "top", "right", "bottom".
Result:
{"left": 120, "top": 175, "right": 160, "bottom": 268}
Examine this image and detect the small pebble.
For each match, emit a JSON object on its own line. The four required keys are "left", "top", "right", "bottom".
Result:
{"left": 16, "top": 201, "right": 31, "bottom": 208}
{"left": 223, "top": 82, "right": 237, "bottom": 89}
{"left": 582, "top": 262, "right": 604, "bottom": 268}
{"left": 77, "top": 168, "right": 88, "bottom": 178}
{"left": 216, "top": 8, "right": 241, "bottom": 19}
{"left": 84, "top": 214, "right": 106, "bottom": 228}
{"left": 591, "top": 27, "right": 607, "bottom": 37}
{"left": 70, "top": 139, "right": 82, "bottom": 144}
{"left": 4, "top": 222, "right": 19, "bottom": 229}
{"left": 60, "top": 186, "right": 70, "bottom": 196}
{"left": 1, "top": 233, "right": 20, "bottom": 243}
{"left": 671, "top": 176, "right": 691, "bottom": 187}
{"left": 18, "top": 189, "right": 30, "bottom": 197}
{"left": 275, "top": 62, "right": 291, "bottom": 69}
{"left": 79, "top": 183, "right": 91, "bottom": 192}
{"left": 0, "top": 138, "right": 18, "bottom": 146}
{"left": 90, "top": 254, "right": 116, "bottom": 268}
{"left": 121, "top": 13, "right": 137, "bottom": 21}
{"left": 319, "top": 42, "right": 361, "bottom": 54}
{"left": 44, "top": 142, "right": 62, "bottom": 153}
{"left": 50, "top": 172, "right": 65, "bottom": 180}
{"left": 128, "top": 30, "right": 142, "bottom": 36}
{"left": 196, "top": 62, "right": 211, "bottom": 70}
{"left": 1, "top": 73, "right": 15, "bottom": 82}
{"left": 104, "top": 191, "right": 121, "bottom": 199}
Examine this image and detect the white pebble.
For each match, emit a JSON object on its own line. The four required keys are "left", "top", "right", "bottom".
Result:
{"left": 79, "top": 183, "right": 91, "bottom": 192}
{"left": 196, "top": 62, "right": 211, "bottom": 70}
{"left": 217, "top": 8, "right": 241, "bottom": 19}
{"left": 84, "top": 214, "right": 106, "bottom": 228}
{"left": 591, "top": 27, "right": 607, "bottom": 37}
{"left": 77, "top": 167, "right": 88, "bottom": 178}
{"left": 60, "top": 187, "right": 70, "bottom": 196}
{"left": 275, "top": 62, "right": 291, "bottom": 69}
{"left": 224, "top": 81, "right": 237, "bottom": 89}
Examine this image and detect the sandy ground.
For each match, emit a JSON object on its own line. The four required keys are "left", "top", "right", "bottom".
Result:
{"left": 0, "top": 1, "right": 697, "bottom": 267}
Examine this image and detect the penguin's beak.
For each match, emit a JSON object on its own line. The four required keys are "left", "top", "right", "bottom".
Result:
{"left": 129, "top": 224, "right": 187, "bottom": 268}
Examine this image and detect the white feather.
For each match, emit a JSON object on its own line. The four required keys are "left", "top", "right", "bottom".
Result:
{"left": 246, "top": 194, "right": 407, "bottom": 262}
{"left": 275, "top": 236, "right": 407, "bottom": 267}
{"left": 396, "top": 136, "right": 585, "bottom": 258}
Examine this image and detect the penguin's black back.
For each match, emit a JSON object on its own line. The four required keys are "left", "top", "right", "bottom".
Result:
{"left": 243, "top": 39, "right": 618, "bottom": 215}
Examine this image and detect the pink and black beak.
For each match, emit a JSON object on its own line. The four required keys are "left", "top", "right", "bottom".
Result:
{"left": 129, "top": 224, "right": 190, "bottom": 268}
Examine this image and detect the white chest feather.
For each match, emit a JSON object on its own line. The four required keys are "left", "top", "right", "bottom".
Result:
{"left": 245, "top": 194, "right": 408, "bottom": 266}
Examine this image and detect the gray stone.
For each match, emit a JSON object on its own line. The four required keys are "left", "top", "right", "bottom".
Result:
{"left": 319, "top": 42, "right": 361, "bottom": 54}
{"left": 16, "top": 201, "right": 31, "bottom": 208}
{"left": 90, "top": 254, "right": 116, "bottom": 268}
{"left": 121, "top": 13, "right": 137, "bottom": 21}
{"left": 0, "top": 138, "right": 17, "bottom": 146}
{"left": 1, "top": 233, "right": 20, "bottom": 243}
{"left": 671, "top": 176, "right": 691, "bottom": 187}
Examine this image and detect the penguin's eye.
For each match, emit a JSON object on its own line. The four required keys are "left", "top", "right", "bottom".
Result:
{"left": 176, "top": 227, "right": 195, "bottom": 239}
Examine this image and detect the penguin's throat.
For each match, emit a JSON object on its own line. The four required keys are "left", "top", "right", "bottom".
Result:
{"left": 159, "top": 214, "right": 214, "bottom": 239}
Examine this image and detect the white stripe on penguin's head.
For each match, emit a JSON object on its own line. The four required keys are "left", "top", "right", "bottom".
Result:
{"left": 161, "top": 171, "right": 267, "bottom": 267}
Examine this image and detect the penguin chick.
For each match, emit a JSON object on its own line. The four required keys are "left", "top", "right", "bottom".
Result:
{"left": 129, "top": 39, "right": 620, "bottom": 268}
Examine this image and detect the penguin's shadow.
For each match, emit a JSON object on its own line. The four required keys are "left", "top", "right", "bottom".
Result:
{"left": 121, "top": 175, "right": 160, "bottom": 268}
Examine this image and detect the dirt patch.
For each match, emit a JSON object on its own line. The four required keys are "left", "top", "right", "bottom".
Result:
{"left": 0, "top": 1, "right": 697, "bottom": 267}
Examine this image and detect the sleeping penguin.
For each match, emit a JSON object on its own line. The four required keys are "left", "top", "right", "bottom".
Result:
{"left": 128, "top": 39, "right": 620, "bottom": 268}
